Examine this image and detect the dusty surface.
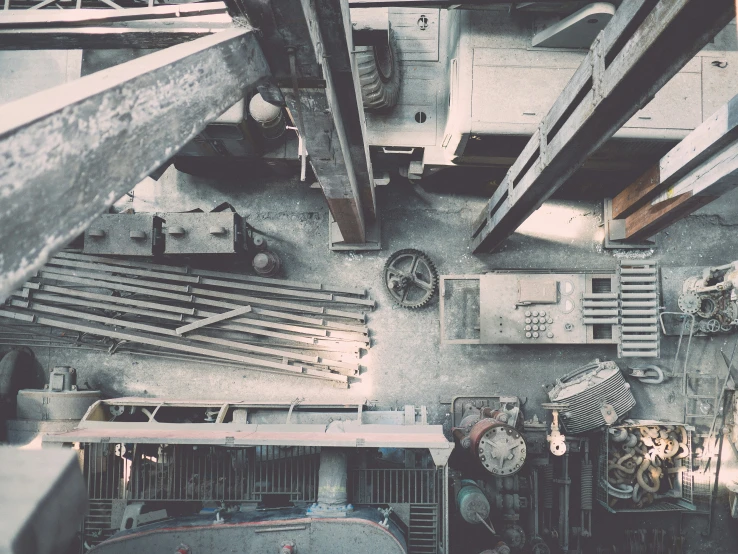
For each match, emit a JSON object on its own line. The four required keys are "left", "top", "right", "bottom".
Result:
{"left": 13, "top": 167, "right": 738, "bottom": 552}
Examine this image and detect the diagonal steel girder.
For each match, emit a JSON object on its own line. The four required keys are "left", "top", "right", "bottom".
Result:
{"left": 0, "top": 28, "right": 269, "bottom": 300}
{"left": 470, "top": 0, "right": 735, "bottom": 253}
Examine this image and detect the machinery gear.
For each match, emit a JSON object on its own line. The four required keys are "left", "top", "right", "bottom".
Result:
{"left": 383, "top": 249, "right": 438, "bottom": 308}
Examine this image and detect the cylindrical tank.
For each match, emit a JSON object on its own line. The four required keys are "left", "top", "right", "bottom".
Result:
{"left": 248, "top": 93, "right": 285, "bottom": 139}
{"left": 252, "top": 251, "right": 281, "bottom": 277}
{"left": 456, "top": 480, "right": 490, "bottom": 524}
{"left": 8, "top": 366, "right": 101, "bottom": 445}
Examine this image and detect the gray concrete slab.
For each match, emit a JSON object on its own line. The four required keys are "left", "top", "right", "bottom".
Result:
{"left": 17, "top": 167, "right": 734, "bottom": 432}
{"left": 9, "top": 166, "right": 738, "bottom": 552}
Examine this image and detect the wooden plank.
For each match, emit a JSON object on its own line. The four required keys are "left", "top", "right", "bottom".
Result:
{"left": 0, "top": 29, "right": 269, "bottom": 301}
{"left": 624, "top": 192, "right": 717, "bottom": 240}
{"left": 611, "top": 163, "right": 661, "bottom": 219}
{"left": 623, "top": 139, "right": 738, "bottom": 239}
{"left": 176, "top": 305, "right": 251, "bottom": 335}
{"left": 612, "top": 92, "right": 738, "bottom": 219}
{"left": 470, "top": 0, "right": 734, "bottom": 253}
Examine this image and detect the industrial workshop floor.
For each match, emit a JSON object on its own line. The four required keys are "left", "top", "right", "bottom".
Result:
{"left": 21, "top": 167, "right": 738, "bottom": 552}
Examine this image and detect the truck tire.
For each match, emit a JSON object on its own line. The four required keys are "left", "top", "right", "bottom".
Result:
{"left": 355, "top": 29, "right": 401, "bottom": 112}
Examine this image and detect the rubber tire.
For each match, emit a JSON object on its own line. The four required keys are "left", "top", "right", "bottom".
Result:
{"left": 355, "top": 28, "right": 401, "bottom": 112}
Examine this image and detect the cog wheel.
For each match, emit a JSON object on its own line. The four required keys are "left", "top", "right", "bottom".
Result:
{"left": 678, "top": 292, "right": 700, "bottom": 314}
{"left": 383, "top": 249, "right": 438, "bottom": 309}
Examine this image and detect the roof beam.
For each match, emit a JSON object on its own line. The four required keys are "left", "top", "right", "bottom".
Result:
{"left": 0, "top": 28, "right": 270, "bottom": 301}
{"left": 0, "top": 4, "right": 233, "bottom": 49}
{"left": 236, "top": 0, "right": 375, "bottom": 243}
{"left": 470, "top": 0, "right": 735, "bottom": 253}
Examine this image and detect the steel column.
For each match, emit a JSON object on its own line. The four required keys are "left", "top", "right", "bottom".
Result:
{"left": 0, "top": 29, "right": 269, "bottom": 300}
{"left": 470, "top": 0, "right": 735, "bottom": 253}
{"left": 235, "top": 0, "right": 375, "bottom": 243}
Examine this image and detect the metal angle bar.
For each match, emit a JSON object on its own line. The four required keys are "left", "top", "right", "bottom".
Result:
{"left": 193, "top": 267, "right": 366, "bottom": 296}
{"left": 47, "top": 258, "right": 200, "bottom": 284}
{"left": 30, "top": 278, "right": 365, "bottom": 336}
{"left": 176, "top": 305, "right": 251, "bottom": 335}
{"left": 0, "top": 28, "right": 269, "bottom": 301}
{"left": 17, "top": 290, "right": 185, "bottom": 322}
{"left": 24, "top": 281, "right": 195, "bottom": 315}
{"left": 55, "top": 252, "right": 366, "bottom": 296}
{"left": 36, "top": 270, "right": 366, "bottom": 321}
{"left": 21, "top": 288, "right": 357, "bottom": 350}
{"left": 55, "top": 251, "right": 190, "bottom": 274}
{"left": 50, "top": 257, "right": 370, "bottom": 305}
{"left": 0, "top": 307, "right": 347, "bottom": 384}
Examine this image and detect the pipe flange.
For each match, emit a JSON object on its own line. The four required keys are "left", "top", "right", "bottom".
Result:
{"left": 678, "top": 292, "right": 700, "bottom": 314}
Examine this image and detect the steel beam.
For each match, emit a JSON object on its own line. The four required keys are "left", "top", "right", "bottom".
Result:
{"left": 470, "top": 0, "right": 735, "bottom": 253}
{"left": 235, "top": 0, "right": 375, "bottom": 243}
{"left": 0, "top": 29, "right": 269, "bottom": 301}
{"left": 0, "top": 3, "right": 233, "bottom": 49}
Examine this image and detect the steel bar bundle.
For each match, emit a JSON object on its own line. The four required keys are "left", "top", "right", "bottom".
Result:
{"left": 0, "top": 252, "right": 375, "bottom": 387}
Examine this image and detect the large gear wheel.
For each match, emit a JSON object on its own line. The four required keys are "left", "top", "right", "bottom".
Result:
{"left": 383, "top": 249, "right": 438, "bottom": 308}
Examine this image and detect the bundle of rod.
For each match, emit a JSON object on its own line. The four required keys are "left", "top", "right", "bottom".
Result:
{"left": 0, "top": 252, "right": 375, "bottom": 387}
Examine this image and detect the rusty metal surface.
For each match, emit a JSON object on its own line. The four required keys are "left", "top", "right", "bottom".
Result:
{"left": 83, "top": 213, "right": 158, "bottom": 256}
{"left": 161, "top": 212, "right": 241, "bottom": 254}
{"left": 0, "top": 28, "right": 269, "bottom": 302}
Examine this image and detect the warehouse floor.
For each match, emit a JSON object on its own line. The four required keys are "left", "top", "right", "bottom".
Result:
{"left": 16, "top": 166, "right": 738, "bottom": 552}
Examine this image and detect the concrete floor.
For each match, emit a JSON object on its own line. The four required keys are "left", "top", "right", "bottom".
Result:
{"left": 18, "top": 165, "right": 738, "bottom": 552}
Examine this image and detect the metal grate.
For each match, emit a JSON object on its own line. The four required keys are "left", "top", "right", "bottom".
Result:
{"left": 618, "top": 261, "right": 660, "bottom": 358}
{"left": 82, "top": 443, "right": 320, "bottom": 503}
{"left": 350, "top": 469, "right": 440, "bottom": 505}
{"left": 408, "top": 504, "right": 439, "bottom": 554}
{"left": 82, "top": 500, "right": 118, "bottom": 549}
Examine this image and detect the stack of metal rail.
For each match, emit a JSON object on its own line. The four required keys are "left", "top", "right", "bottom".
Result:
{"left": 0, "top": 252, "right": 374, "bottom": 387}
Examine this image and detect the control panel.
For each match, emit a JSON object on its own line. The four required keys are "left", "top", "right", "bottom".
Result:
{"left": 477, "top": 272, "right": 619, "bottom": 345}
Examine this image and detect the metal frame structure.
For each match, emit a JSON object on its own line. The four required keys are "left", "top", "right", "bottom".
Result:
{"left": 46, "top": 399, "right": 453, "bottom": 464}
{"left": 470, "top": 0, "right": 736, "bottom": 253}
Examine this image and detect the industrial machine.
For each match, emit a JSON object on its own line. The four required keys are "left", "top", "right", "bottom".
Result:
{"left": 43, "top": 398, "right": 452, "bottom": 553}
{"left": 4, "top": 365, "right": 101, "bottom": 446}
{"left": 440, "top": 262, "right": 660, "bottom": 357}
{"left": 545, "top": 360, "right": 636, "bottom": 435}
{"left": 677, "top": 260, "right": 738, "bottom": 334}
